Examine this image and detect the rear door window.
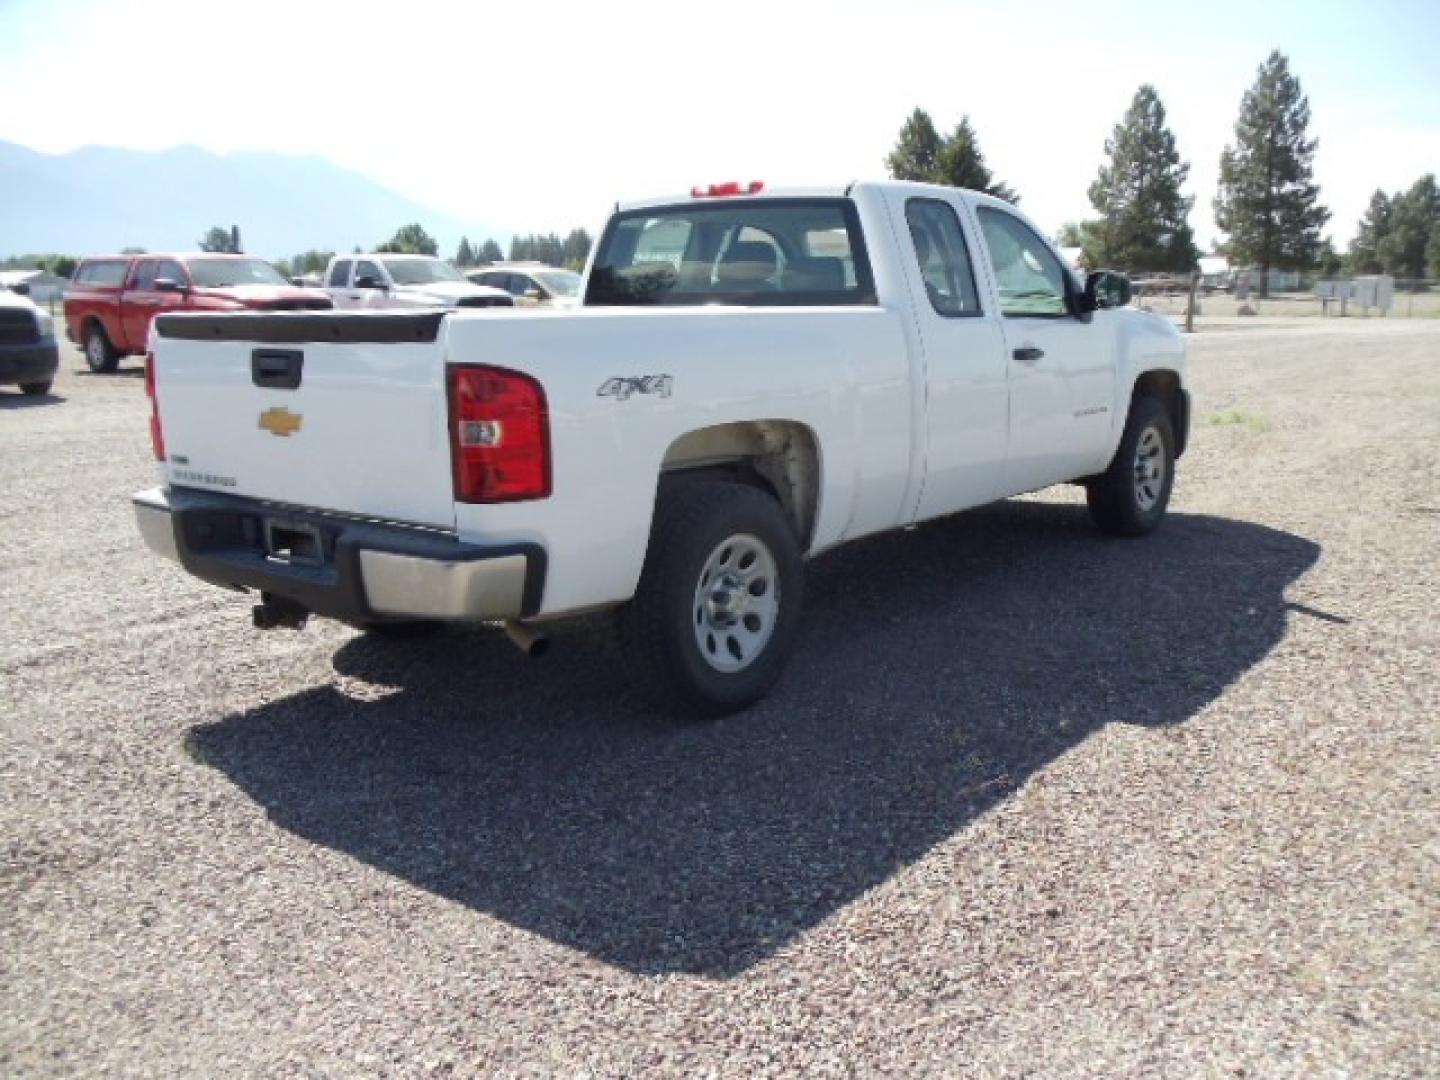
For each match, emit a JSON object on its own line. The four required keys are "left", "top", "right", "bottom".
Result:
{"left": 327, "top": 260, "right": 352, "bottom": 287}
{"left": 905, "top": 198, "right": 983, "bottom": 317}
{"left": 588, "top": 198, "right": 875, "bottom": 307}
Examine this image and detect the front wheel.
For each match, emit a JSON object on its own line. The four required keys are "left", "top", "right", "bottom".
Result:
{"left": 1086, "top": 395, "right": 1175, "bottom": 536}
{"left": 19, "top": 380, "right": 53, "bottom": 396}
{"left": 614, "top": 479, "right": 805, "bottom": 718}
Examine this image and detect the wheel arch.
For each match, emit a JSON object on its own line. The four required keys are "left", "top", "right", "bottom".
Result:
{"left": 1130, "top": 367, "right": 1189, "bottom": 458}
{"left": 658, "top": 419, "right": 823, "bottom": 551}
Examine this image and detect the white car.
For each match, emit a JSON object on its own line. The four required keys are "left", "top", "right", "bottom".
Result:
{"left": 324, "top": 254, "right": 511, "bottom": 310}
{"left": 466, "top": 263, "right": 582, "bottom": 307}
{"left": 136, "top": 180, "right": 1189, "bottom": 716}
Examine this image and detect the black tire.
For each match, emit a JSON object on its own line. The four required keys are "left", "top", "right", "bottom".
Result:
{"left": 19, "top": 380, "right": 52, "bottom": 396}
{"left": 614, "top": 478, "right": 805, "bottom": 718}
{"left": 1086, "top": 395, "right": 1175, "bottom": 536}
{"left": 84, "top": 324, "right": 118, "bottom": 374}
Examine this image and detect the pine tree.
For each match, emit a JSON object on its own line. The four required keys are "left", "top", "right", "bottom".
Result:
{"left": 1377, "top": 174, "right": 1439, "bottom": 278}
{"left": 199, "top": 226, "right": 236, "bottom": 253}
{"left": 376, "top": 223, "right": 438, "bottom": 256}
{"left": 935, "top": 116, "right": 1017, "bottom": 202}
{"left": 456, "top": 236, "right": 475, "bottom": 266}
{"left": 480, "top": 239, "right": 503, "bottom": 264}
{"left": 230, "top": 225, "right": 243, "bottom": 254}
{"left": 1428, "top": 227, "right": 1440, "bottom": 279}
{"left": 1349, "top": 190, "right": 1392, "bottom": 274}
{"left": 1214, "top": 51, "right": 1330, "bottom": 296}
{"left": 1084, "top": 85, "right": 1196, "bottom": 273}
{"left": 885, "top": 108, "right": 943, "bottom": 182}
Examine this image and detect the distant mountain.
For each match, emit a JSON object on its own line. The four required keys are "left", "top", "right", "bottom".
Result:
{"left": 0, "top": 140, "right": 508, "bottom": 259}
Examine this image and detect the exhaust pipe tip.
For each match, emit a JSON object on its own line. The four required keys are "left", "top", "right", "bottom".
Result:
{"left": 502, "top": 620, "right": 549, "bottom": 658}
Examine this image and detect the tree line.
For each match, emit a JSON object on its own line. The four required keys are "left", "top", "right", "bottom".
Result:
{"left": 889, "top": 50, "right": 1440, "bottom": 293}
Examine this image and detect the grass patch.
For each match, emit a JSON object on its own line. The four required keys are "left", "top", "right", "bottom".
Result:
{"left": 1207, "top": 409, "right": 1271, "bottom": 433}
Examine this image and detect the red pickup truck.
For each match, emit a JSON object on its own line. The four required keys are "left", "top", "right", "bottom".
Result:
{"left": 64, "top": 253, "right": 332, "bottom": 372}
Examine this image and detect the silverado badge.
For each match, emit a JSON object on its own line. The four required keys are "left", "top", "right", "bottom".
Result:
{"left": 258, "top": 407, "right": 303, "bottom": 437}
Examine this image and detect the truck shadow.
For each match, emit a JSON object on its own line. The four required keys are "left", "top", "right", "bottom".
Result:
{"left": 188, "top": 502, "right": 1322, "bottom": 978}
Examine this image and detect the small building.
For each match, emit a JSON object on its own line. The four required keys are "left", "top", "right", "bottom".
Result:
{"left": 0, "top": 269, "right": 68, "bottom": 303}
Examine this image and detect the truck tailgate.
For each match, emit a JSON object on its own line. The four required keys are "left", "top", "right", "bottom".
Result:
{"left": 152, "top": 311, "right": 456, "bottom": 530}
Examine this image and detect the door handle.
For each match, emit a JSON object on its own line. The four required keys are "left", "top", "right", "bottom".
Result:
{"left": 1012, "top": 346, "right": 1044, "bottom": 364}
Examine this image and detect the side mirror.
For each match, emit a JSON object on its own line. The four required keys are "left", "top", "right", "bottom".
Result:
{"left": 154, "top": 277, "right": 186, "bottom": 293}
{"left": 11, "top": 282, "right": 30, "bottom": 297}
{"left": 1081, "top": 270, "right": 1132, "bottom": 313}
{"left": 354, "top": 275, "right": 385, "bottom": 290}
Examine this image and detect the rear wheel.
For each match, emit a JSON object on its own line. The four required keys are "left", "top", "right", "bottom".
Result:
{"left": 1086, "top": 395, "right": 1175, "bottom": 536}
{"left": 84, "top": 325, "right": 118, "bottom": 374}
{"left": 615, "top": 479, "right": 805, "bottom": 717}
{"left": 19, "top": 380, "right": 52, "bottom": 396}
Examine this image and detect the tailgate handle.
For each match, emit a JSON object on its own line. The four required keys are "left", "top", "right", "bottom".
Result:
{"left": 252, "top": 348, "right": 304, "bottom": 390}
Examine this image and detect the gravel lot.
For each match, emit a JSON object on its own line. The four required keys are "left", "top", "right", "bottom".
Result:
{"left": 3, "top": 319, "right": 1437, "bottom": 1076}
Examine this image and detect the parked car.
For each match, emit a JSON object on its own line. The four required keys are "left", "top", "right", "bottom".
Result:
{"left": 134, "top": 180, "right": 1188, "bottom": 716}
{"left": 324, "top": 255, "right": 511, "bottom": 310}
{"left": 466, "top": 263, "right": 582, "bottom": 307}
{"left": 64, "top": 254, "right": 332, "bottom": 373}
{"left": 0, "top": 287, "right": 59, "bottom": 396}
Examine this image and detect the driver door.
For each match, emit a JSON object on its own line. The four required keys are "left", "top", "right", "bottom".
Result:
{"left": 972, "top": 205, "right": 1114, "bottom": 495}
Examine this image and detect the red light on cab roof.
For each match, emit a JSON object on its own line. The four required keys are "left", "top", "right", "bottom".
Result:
{"left": 691, "top": 181, "right": 765, "bottom": 198}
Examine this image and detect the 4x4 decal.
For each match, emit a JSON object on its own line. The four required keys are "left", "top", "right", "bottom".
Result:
{"left": 597, "top": 375, "right": 674, "bottom": 400}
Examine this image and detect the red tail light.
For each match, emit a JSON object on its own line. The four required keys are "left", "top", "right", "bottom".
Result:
{"left": 145, "top": 352, "right": 165, "bottom": 461}
{"left": 448, "top": 365, "right": 550, "bottom": 502}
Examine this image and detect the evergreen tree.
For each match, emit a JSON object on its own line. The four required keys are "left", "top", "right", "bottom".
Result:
{"left": 1084, "top": 85, "right": 1197, "bottom": 273}
{"left": 1349, "top": 190, "right": 1391, "bottom": 274}
{"left": 375, "top": 223, "right": 438, "bottom": 256}
{"left": 935, "top": 116, "right": 1017, "bottom": 202}
{"left": 1428, "top": 226, "right": 1440, "bottom": 279}
{"left": 562, "top": 228, "right": 593, "bottom": 269}
{"left": 1214, "top": 51, "right": 1330, "bottom": 295}
{"left": 199, "top": 226, "right": 238, "bottom": 253}
{"left": 1377, "top": 174, "right": 1439, "bottom": 278}
{"left": 455, "top": 236, "right": 476, "bottom": 266}
{"left": 479, "top": 239, "right": 503, "bottom": 264}
{"left": 230, "top": 225, "right": 243, "bottom": 253}
{"left": 885, "top": 108, "right": 944, "bottom": 182}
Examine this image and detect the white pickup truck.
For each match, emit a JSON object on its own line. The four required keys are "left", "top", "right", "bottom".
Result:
{"left": 134, "top": 180, "right": 1190, "bottom": 716}
{"left": 323, "top": 253, "right": 512, "bottom": 311}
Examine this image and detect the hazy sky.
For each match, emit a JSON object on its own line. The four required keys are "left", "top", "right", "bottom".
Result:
{"left": 2, "top": 0, "right": 1437, "bottom": 247}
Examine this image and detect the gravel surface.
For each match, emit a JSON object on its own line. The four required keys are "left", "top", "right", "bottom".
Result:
{"left": 2, "top": 320, "right": 1437, "bottom": 1076}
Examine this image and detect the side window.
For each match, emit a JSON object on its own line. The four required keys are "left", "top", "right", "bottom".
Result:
{"left": 156, "top": 260, "right": 186, "bottom": 286}
{"left": 328, "top": 260, "right": 352, "bottom": 287}
{"left": 354, "top": 260, "right": 382, "bottom": 286}
{"left": 905, "top": 199, "right": 982, "bottom": 317}
{"left": 977, "top": 207, "right": 1070, "bottom": 317}
{"left": 506, "top": 275, "right": 531, "bottom": 297}
{"left": 131, "top": 260, "right": 159, "bottom": 291}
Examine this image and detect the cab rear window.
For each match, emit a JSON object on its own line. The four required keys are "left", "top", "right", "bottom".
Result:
{"left": 587, "top": 198, "right": 876, "bottom": 307}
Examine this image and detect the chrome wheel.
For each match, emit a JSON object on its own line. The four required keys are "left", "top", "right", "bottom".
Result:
{"left": 692, "top": 532, "right": 779, "bottom": 674}
{"left": 1133, "top": 425, "right": 1166, "bottom": 510}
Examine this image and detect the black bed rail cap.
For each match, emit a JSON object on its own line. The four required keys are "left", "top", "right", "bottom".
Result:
{"left": 155, "top": 310, "right": 446, "bottom": 344}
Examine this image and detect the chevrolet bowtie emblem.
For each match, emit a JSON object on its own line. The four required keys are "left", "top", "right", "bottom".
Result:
{"left": 258, "top": 407, "right": 303, "bottom": 437}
